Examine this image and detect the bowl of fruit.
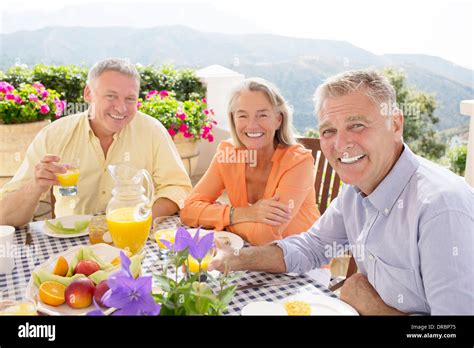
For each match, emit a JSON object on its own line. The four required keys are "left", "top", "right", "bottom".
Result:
{"left": 26, "top": 244, "right": 142, "bottom": 315}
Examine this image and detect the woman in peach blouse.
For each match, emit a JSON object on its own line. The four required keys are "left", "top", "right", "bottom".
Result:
{"left": 180, "top": 77, "right": 320, "bottom": 245}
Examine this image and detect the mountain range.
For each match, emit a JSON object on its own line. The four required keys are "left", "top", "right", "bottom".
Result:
{"left": 1, "top": 25, "right": 472, "bottom": 133}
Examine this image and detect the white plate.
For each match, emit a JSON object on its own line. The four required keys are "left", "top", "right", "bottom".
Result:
{"left": 187, "top": 229, "right": 244, "bottom": 250}
{"left": 281, "top": 293, "right": 359, "bottom": 315}
{"left": 43, "top": 215, "right": 92, "bottom": 238}
{"left": 241, "top": 301, "right": 288, "bottom": 316}
{"left": 26, "top": 244, "right": 122, "bottom": 316}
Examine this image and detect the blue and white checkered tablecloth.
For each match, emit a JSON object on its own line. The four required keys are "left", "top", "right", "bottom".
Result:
{"left": 0, "top": 216, "right": 336, "bottom": 315}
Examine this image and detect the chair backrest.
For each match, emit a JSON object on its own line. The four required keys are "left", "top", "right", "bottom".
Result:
{"left": 297, "top": 137, "right": 341, "bottom": 214}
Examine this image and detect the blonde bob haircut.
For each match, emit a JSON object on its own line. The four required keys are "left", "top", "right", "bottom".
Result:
{"left": 227, "top": 77, "right": 296, "bottom": 148}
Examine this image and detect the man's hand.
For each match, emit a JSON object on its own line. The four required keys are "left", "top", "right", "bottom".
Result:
{"left": 33, "top": 155, "right": 65, "bottom": 194}
{"left": 339, "top": 273, "right": 405, "bottom": 315}
{"left": 208, "top": 238, "right": 242, "bottom": 272}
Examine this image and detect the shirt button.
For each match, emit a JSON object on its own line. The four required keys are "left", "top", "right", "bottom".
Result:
{"left": 368, "top": 254, "right": 375, "bottom": 261}
{"left": 384, "top": 208, "right": 389, "bottom": 214}
{"left": 102, "top": 191, "right": 106, "bottom": 195}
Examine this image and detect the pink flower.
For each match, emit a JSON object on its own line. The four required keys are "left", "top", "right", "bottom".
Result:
{"left": 41, "top": 90, "right": 49, "bottom": 99}
{"left": 204, "top": 109, "right": 210, "bottom": 115}
{"left": 32, "top": 82, "right": 44, "bottom": 89}
{"left": 136, "top": 101, "right": 142, "bottom": 108}
{"left": 202, "top": 126, "right": 211, "bottom": 134}
{"left": 207, "top": 134, "right": 214, "bottom": 142}
{"left": 202, "top": 98, "right": 207, "bottom": 104}
{"left": 0, "top": 82, "right": 15, "bottom": 93}
{"left": 28, "top": 94, "right": 39, "bottom": 102}
{"left": 159, "top": 90, "right": 169, "bottom": 99}
{"left": 145, "top": 90, "right": 157, "bottom": 100}
{"left": 209, "top": 108, "right": 215, "bottom": 115}
{"left": 14, "top": 95, "right": 23, "bottom": 104}
{"left": 176, "top": 111, "right": 186, "bottom": 120}
{"left": 183, "top": 131, "right": 193, "bottom": 138}
{"left": 212, "top": 120, "right": 218, "bottom": 125}
{"left": 178, "top": 123, "right": 188, "bottom": 133}
{"left": 5, "top": 93, "right": 15, "bottom": 100}
{"left": 39, "top": 104, "right": 50, "bottom": 114}
{"left": 168, "top": 127, "right": 177, "bottom": 136}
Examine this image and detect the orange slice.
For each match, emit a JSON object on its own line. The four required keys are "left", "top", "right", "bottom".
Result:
{"left": 39, "top": 281, "right": 66, "bottom": 306}
{"left": 53, "top": 256, "right": 69, "bottom": 276}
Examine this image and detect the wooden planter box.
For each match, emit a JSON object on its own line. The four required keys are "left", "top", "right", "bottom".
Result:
{"left": 173, "top": 133, "right": 200, "bottom": 177}
{"left": 0, "top": 120, "right": 50, "bottom": 187}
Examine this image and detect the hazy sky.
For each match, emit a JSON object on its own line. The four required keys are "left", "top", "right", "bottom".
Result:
{"left": 2, "top": 0, "right": 473, "bottom": 70}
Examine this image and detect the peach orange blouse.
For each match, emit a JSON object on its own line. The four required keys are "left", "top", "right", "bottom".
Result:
{"left": 180, "top": 140, "right": 320, "bottom": 245}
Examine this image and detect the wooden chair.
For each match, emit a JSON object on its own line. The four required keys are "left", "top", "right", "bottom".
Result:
{"left": 297, "top": 137, "right": 357, "bottom": 291}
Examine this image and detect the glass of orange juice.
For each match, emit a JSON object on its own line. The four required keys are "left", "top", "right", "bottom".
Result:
{"left": 153, "top": 216, "right": 179, "bottom": 261}
{"left": 57, "top": 158, "right": 80, "bottom": 196}
{"left": 187, "top": 251, "right": 214, "bottom": 273}
{"left": 106, "top": 207, "right": 152, "bottom": 254}
{"left": 0, "top": 298, "right": 37, "bottom": 316}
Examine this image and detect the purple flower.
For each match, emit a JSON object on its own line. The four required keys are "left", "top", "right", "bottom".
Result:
{"left": 160, "top": 226, "right": 193, "bottom": 252}
{"left": 89, "top": 251, "right": 161, "bottom": 316}
{"left": 188, "top": 227, "right": 214, "bottom": 261}
{"left": 39, "top": 104, "right": 50, "bottom": 114}
{"left": 86, "top": 298, "right": 105, "bottom": 316}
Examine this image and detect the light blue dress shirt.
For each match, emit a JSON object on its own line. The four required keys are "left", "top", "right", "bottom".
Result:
{"left": 277, "top": 145, "right": 474, "bottom": 314}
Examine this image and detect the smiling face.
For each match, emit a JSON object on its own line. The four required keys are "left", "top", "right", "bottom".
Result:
{"left": 318, "top": 90, "right": 404, "bottom": 195}
{"left": 84, "top": 70, "right": 140, "bottom": 138}
{"left": 232, "top": 90, "right": 282, "bottom": 152}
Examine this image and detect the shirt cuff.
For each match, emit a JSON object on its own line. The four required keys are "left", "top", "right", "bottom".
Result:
{"left": 154, "top": 187, "right": 190, "bottom": 210}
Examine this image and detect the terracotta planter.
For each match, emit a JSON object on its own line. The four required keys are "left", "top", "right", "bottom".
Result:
{"left": 173, "top": 133, "right": 200, "bottom": 177}
{"left": 0, "top": 120, "right": 50, "bottom": 186}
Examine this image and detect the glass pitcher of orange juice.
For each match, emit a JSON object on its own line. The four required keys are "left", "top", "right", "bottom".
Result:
{"left": 106, "top": 164, "right": 154, "bottom": 254}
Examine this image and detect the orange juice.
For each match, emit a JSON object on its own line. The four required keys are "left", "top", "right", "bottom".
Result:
{"left": 0, "top": 299, "right": 37, "bottom": 315}
{"left": 154, "top": 229, "right": 176, "bottom": 249}
{"left": 106, "top": 207, "right": 152, "bottom": 254}
{"left": 57, "top": 169, "right": 80, "bottom": 186}
{"left": 187, "top": 252, "right": 213, "bottom": 273}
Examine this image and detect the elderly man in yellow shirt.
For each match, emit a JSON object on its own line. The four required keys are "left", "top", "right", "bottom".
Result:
{"left": 0, "top": 58, "right": 192, "bottom": 226}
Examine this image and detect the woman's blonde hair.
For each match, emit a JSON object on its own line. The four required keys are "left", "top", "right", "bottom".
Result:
{"left": 228, "top": 77, "right": 296, "bottom": 148}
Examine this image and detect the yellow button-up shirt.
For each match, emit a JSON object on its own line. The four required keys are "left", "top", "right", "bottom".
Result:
{"left": 0, "top": 111, "right": 192, "bottom": 217}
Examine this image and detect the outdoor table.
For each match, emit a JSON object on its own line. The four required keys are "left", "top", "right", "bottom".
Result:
{"left": 0, "top": 216, "right": 337, "bottom": 315}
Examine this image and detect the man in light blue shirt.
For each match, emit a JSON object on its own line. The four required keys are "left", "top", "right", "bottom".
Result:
{"left": 209, "top": 70, "right": 474, "bottom": 315}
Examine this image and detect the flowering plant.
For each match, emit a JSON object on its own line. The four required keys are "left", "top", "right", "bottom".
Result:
{"left": 88, "top": 227, "right": 239, "bottom": 316}
{"left": 0, "top": 81, "right": 66, "bottom": 124}
{"left": 153, "top": 227, "right": 240, "bottom": 315}
{"left": 138, "top": 90, "right": 217, "bottom": 142}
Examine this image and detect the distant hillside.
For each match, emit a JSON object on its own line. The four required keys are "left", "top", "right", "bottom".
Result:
{"left": 1, "top": 26, "right": 472, "bottom": 132}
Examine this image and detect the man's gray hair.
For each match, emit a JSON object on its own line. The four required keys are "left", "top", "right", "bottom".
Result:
{"left": 87, "top": 58, "right": 140, "bottom": 86}
{"left": 313, "top": 70, "right": 396, "bottom": 119}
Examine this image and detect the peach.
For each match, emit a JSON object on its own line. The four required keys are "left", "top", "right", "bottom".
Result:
{"left": 94, "top": 281, "right": 110, "bottom": 308}
{"left": 74, "top": 260, "right": 100, "bottom": 276}
{"left": 65, "top": 278, "right": 95, "bottom": 309}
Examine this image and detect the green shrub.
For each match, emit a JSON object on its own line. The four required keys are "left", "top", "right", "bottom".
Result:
{"left": 447, "top": 145, "right": 467, "bottom": 176}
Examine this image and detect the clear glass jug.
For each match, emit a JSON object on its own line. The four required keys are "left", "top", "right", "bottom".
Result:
{"left": 106, "top": 163, "right": 155, "bottom": 254}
